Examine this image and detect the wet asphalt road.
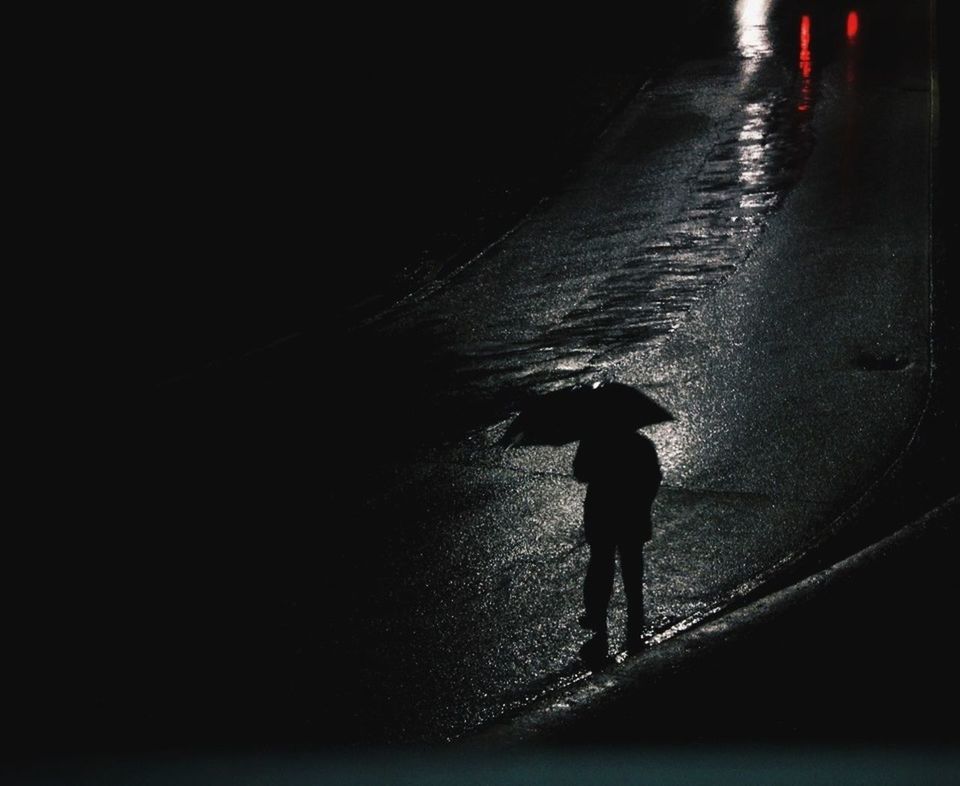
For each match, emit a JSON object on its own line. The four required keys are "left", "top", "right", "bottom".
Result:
{"left": 298, "top": 0, "right": 930, "bottom": 743}
{"left": 21, "top": 0, "right": 936, "bottom": 756}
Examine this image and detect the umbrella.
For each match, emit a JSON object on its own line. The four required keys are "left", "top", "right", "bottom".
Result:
{"left": 501, "top": 381, "right": 673, "bottom": 447}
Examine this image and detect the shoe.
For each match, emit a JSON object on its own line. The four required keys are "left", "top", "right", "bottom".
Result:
{"left": 579, "top": 633, "right": 610, "bottom": 667}
{"left": 578, "top": 614, "right": 607, "bottom": 633}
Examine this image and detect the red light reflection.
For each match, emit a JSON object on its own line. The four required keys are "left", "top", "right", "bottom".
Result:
{"left": 799, "top": 15, "right": 812, "bottom": 80}
{"left": 847, "top": 11, "right": 859, "bottom": 40}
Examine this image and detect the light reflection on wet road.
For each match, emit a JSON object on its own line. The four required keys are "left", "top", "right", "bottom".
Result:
{"left": 313, "top": 0, "right": 931, "bottom": 743}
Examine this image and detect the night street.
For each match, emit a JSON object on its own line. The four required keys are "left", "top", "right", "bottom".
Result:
{"left": 7, "top": 0, "right": 959, "bottom": 782}
{"left": 296, "top": 0, "right": 931, "bottom": 744}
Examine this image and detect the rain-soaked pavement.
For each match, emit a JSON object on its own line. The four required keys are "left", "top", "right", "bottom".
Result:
{"left": 291, "top": 0, "right": 930, "bottom": 743}
{"left": 57, "top": 0, "right": 935, "bottom": 754}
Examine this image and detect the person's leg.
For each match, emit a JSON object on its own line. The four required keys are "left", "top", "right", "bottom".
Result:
{"left": 619, "top": 537, "right": 645, "bottom": 650}
{"left": 582, "top": 540, "right": 616, "bottom": 632}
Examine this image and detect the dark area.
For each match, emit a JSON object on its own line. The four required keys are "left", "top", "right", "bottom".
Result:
{"left": 106, "top": 4, "right": 733, "bottom": 386}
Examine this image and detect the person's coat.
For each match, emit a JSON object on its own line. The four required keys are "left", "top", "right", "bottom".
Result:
{"left": 573, "top": 431, "right": 662, "bottom": 544}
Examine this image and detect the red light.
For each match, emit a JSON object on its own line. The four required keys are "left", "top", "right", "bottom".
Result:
{"left": 799, "top": 15, "right": 812, "bottom": 79}
{"left": 847, "top": 11, "right": 859, "bottom": 40}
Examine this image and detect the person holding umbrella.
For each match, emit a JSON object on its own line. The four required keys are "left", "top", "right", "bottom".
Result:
{"left": 573, "top": 425, "right": 662, "bottom": 653}
{"left": 502, "top": 381, "right": 668, "bottom": 656}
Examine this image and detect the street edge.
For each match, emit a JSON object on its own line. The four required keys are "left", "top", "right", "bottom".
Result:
{"left": 463, "top": 494, "right": 958, "bottom": 747}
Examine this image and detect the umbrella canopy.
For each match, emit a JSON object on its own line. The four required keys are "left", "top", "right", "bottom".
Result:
{"left": 501, "top": 382, "right": 673, "bottom": 447}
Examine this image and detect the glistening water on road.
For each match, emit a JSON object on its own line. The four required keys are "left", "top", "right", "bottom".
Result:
{"left": 132, "top": 0, "right": 932, "bottom": 749}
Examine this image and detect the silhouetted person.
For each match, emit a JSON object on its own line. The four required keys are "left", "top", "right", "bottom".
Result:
{"left": 573, "top": 429, "right": 662, "bottom": 653}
